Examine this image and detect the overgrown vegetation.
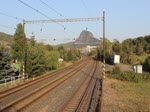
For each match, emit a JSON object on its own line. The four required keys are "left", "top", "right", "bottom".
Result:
{"left": 110, "top": 66, "right": 150, "bottom": 83}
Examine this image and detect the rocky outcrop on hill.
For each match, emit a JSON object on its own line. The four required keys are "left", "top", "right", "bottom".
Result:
{"left": 75, "top": 30, "right": 99, "bottom": 47}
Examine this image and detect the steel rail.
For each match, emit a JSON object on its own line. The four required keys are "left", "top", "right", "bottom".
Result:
{"left": 1, "top": 59, "right": 90, "bottom": 111}
{"left": 0, "top": 57, "right": 87, "bottom": 99}
{"left": 59, "top": 60, "right": 98, "bottom": 112}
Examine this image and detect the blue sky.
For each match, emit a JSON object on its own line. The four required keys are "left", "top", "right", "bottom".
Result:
{"left": 0, "top": 0, "right": 150, "bottom": 44}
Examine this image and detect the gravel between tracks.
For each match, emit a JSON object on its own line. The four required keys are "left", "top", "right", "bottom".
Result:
{"left": 23, "top": 60, "right": 94, "bottom": 112}
{"left": 0, "top": 58, "right": 101, "bottom": 112}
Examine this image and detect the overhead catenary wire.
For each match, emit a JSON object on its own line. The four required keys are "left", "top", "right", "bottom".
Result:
{"left": 80, "top": 0, "right": 92, "bottom": 17}
{"left": 39, "top": 0, "right": 92, "bottom": 35}
{"left": 0, "top": 12, "right": 23, "bottom": 21}
{"left": 0, "top": 24, "right": 16, "bottom": 30}
{"left": 80, "top": 0, "right": 90, "bottom": 30}
{"left": 39, "top": 0, "right": 78, "bottom": 36}
{"left": 17, "top": 0, "right": 102, "bottom": 43}
{"left": 18, "top": 0, "right": 79, "bottom": 37}
{"left": 80, "top": 0, "right": 100, "bottom": 36}
{"left": 40, "top": 0, "right": 64, "bottom": 18}
{"left": 17, "top": 0, "right": 65, "bottom": 29}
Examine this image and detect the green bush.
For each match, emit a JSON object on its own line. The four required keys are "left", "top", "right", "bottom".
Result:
{"left": 111, "top": 71, "right": 150, "bottom": 83}
{"left": 112, "top": 65, "right": 121, "bottom": 74}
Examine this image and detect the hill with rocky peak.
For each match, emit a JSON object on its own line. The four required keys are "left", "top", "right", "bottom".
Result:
{"left": 75, "top": 30, "right": 99, "bottom": 47}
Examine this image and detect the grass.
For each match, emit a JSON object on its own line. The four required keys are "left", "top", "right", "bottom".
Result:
{"left": 103, "top": 78, "right": 150, "bottom": 112}
{"left": 137, "top": 55, "right": 148, "bottom": 63}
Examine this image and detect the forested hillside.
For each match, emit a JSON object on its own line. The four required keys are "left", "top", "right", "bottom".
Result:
{"left": 0, "top": 32, "right": 13, "bottom": 44}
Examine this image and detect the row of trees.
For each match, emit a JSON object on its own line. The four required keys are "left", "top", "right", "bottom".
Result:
{"left": 0, "top": 23, "right": 81, "bottom": 79}
{"left": 97, "top": 36, "right": 150, "bottom": 72}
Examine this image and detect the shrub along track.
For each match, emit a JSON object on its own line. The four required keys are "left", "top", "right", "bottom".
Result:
{"left": 0, "top": 57, "right": 91, "bottom": 111}
{"left": 59, "top": 60, "right": 102, "bottom": 112}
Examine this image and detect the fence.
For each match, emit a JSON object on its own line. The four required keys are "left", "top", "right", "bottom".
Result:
{"left": 0, "top": 73, "right": 28, "bottom": 87}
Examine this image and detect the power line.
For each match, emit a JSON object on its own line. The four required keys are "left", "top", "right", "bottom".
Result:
{"left": 40, "top": 0, "right": 64, "bottom": 18}
{"left": 17, "top": 0, "right": 65, "bottom": 29}
{"left": 0, "top": 24, "right": 16, "bottom": 30}
{"left": 81, "top": 0, "right": 87, "bottom": 10}
{"left": 39, "top": 0, "right": 80, "bottom": 36}
{"left": 18, "top": 0, "right": 79, "bottom": 36}
{"left": 39, "top": 0, "right": 79, "bottom": 36}
{"left": 0, "top": 12, "right": 23, "bottom": 20}
{"left": 80, "top": 0, "right": 91, "bottom": 16}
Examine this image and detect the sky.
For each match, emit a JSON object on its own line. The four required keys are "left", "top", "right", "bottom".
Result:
{"left": 0, "top": 0, "right": 150, "bottom": 45}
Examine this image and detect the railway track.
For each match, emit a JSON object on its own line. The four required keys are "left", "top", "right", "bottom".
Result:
{"left": 59, "top": 60, "right": 102, "bottom": 112}
{"left": 0, "top": 57, "right": 87, "bottom": 97}
{"left": 0, "top": 57, "right": 91, "bottom": 111}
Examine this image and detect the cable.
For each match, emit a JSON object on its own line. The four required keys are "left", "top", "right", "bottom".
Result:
{"left": 0, "top": 12, "right": 23, "bottom": 20}
{"left": 0, "top": 24, "right": 16, "bottom": 30}
{"left": 39, "top": 0, "right": 78, "bottom": 36}
{"left": 40, "top": 0, "right": 64, "bottom": 18}
{"left": 80, "top": 0, "right": 92, "bottom": 30}
{"left": 17, "top": 0, "right": 65, "bottom": 29}
{"left": 80, "top": 0, "right": 91, "bottom": 16}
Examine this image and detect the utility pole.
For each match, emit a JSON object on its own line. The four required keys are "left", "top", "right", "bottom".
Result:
{"left": 103, "top": 11, "right": 105, "bottom": 64}
{"left": 102, "top": 11, "right": 106, "bottom": 79}
{"left": 22, "top": 20, "right": 26, "bottom": 80}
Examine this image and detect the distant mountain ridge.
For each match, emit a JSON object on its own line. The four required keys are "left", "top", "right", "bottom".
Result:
{"left": 57, "top": 42, "right": 75, "bottom": 48}
{"left": 0, "top": 32, "right": 13, "bottom": 43}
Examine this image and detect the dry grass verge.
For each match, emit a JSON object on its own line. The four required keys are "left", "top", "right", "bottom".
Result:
{"left": 103, "top": 77, "right": 150, "bottom": 112}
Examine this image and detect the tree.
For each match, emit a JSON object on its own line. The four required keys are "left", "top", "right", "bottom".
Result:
{"left": 0, "top": 49, "right": 16, "bottom": 80}
{"left": 135, "top": 37, "right": 146, "bottom": 55}
{"left": 27, "top": 42, "right": 46, "bottom": 76}
{"left": 143, "top": 56, "right": 150, "bottom": 72}
{"left": 105, "top": 38, "right": 112, "bottom": 62}
{"left": 121, "top": 39, "right": 134, "bottom": 63}
{"left": 10, "top": 23, "right": 27, "bottom": 61}
{"left": 136, "top": 44, "right": 144, "bottom": 55}
{"left": 112, "top": 39, "right": 121, "bottom": 55}
{"left": 57, "top": 46, "right": 67, "bottom": 60}
{"left": 26, "top": 40, "right": 60, "bottom": 77}
{"left": 46, "top": 44, "right": 54, "bottom": 51}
